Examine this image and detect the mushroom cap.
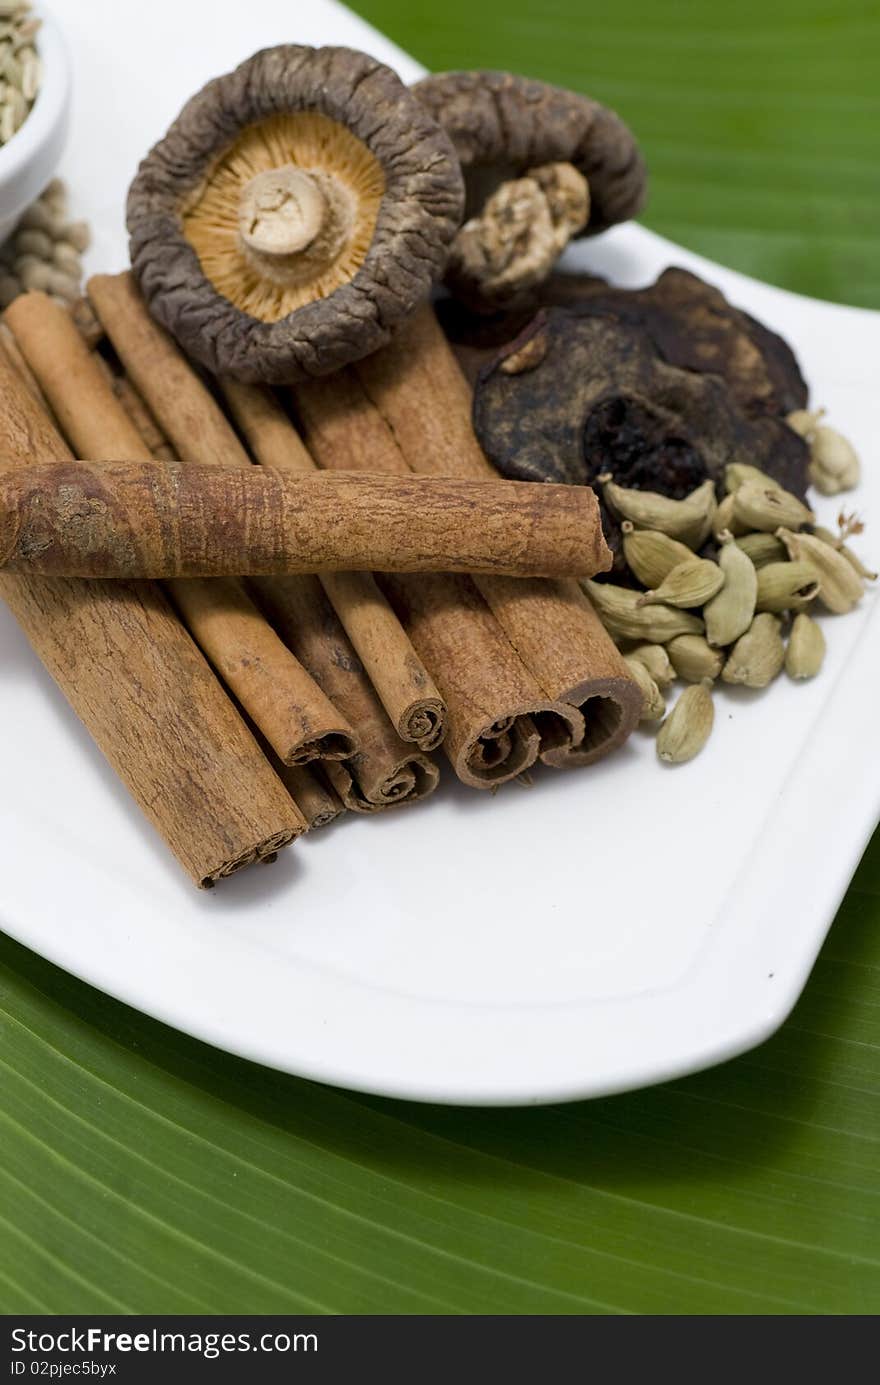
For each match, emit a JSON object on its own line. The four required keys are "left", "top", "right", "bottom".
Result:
{"left": 127, "top": 45, "right": 465, "bottom": 383}
{"left": 412, "top": 70, "right": 646, "bottom": 235}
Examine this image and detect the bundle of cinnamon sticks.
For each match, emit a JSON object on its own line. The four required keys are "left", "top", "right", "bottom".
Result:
{"left": 0, "top": 277, "right": 640, "bottom": 886}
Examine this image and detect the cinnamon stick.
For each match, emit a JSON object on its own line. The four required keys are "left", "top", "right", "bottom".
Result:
{"left": 0, "top": 341, "right": 305, "bottom": 886}
{"left": 4, "top": 293, "right": 358, "bottom": 769}
{"left": 294, "top": 371, "right": 584, "bottom": 786}
{"left": 353, "top": 306, "right": 642, "bottom": 765}
{"left": 277, "top": 765, "right": 345, "bottom": 831}
{"left": 0, "top": 459, "right": 606, "bottom": 581}
{"left": 83, "top": 277, "right": 440, "bottom": 812}
{"left": 222, "top": 379, "right": 445, "bottom": 751}
{"left": 254, "top": 575, "right": 440, "bottom": 811}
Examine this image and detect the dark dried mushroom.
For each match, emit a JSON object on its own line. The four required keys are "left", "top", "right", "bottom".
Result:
{"left": 127, "top": 45, "right": 465, "bottom": 383}
{"left": 440, "top": 266, "right": 810, "bottom": 418}
{"left": 473, "top": 307, "right": 809, "bottom": 574}
{"left": 413, "top": 70, "right": 646, "bottom": 311}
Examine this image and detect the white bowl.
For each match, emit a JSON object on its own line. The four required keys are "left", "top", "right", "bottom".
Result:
{"left": 0, "top": 7, "right": 70, "bottom": 243}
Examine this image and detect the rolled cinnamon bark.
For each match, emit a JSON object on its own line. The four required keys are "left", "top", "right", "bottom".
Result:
{"left": 168, "top": 578, "right": 356, "bottom": 765}
{"left": 254, "top": 575, "right": 439, "bottom": 811}
{"left": 294, "top": 371, "right": 584, "bottom": 785}
{"left": 276, "top": 765, "right": 345, "bottom": 831}
{"left": 0, "top": 342, "right": 305, "bottom": 886}
{"left": 222, "top": 378, "right": 445, "bottom": 751}
{"left": 0, "top": 459, "right": 608, "bottom": 581}
{"left": 380, "top": 572, "right": 582, "bottom": 786}
{"left": 4, "top": 293, "right": 358, "bottom": 769}
{"left": 354, "top": 305, "right": 641, "bottom": 766}
{"left": 88, "top": 273, "right": 253, "bottom": 470}
{"left": 82, "top": 278, "right": 439, "bottom": 813}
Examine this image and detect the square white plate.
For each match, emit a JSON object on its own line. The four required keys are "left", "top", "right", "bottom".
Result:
{"left": 1, "top": 0, "right": 877, "bottom": 1105}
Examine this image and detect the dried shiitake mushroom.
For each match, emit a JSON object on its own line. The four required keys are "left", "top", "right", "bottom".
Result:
{"left": 412, "top": 70, "right": 646, "bottom": 310}
{"left": 127, "top": 45, "right": 465, "bottom": 382}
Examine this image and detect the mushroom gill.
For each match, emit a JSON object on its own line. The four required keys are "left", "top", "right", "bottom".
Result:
{"left": 182, "top": 112, "right": 385, "bottom": 323}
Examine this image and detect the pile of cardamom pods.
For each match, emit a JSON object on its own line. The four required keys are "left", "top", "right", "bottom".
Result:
{"left": 584, "top": 421, "right": 874, "bottom": 765}
{"left": 0, "top": 180, "right": 90, "bottom": 310}
{"left": 0, "top": 2, "right": 40, "bottom": 147}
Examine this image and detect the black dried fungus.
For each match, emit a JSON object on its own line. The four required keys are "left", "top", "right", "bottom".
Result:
{"left": 472, "top": 306, "right": 810, "bottom": 574}
{"left": 450, "top": 266, "right": 809, "bottom": 424}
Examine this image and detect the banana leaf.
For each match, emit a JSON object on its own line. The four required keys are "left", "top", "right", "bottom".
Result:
{"left": 1, "top": 0, "right": 879, "bottom": 1315}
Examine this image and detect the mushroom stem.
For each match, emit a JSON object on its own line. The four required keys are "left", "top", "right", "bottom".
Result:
{"left": 446, "top": 161, "right": 589, "bottom": 311}
{"left": 238, "top": 165, "right": 327, "bottom": 258}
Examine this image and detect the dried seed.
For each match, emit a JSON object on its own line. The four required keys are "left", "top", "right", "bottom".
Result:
{"left": 0, "top": 270, "right": 20, "bottom": 308}
{"left": 638, "top": 557, "right": 724, "bottom": 609}
{"left": 785, "top": 408, "right": 825, "bottom": 441}
{"left": 810, "top": 526, "right": 877, "bottom": 581}
{"left": 785, "top": 613, "right": 826, "bottom": 680}
{"left": 47, "top": 268, "right": 80, "bottom": 302}
{"left": 724, "top": 462, "right": 783, "bottom": 494}
{"left": 583, "top": 580, "right": 705, "bottom": 643}
{"left": 808, "top": 425, "right": 860, "bottom": 494}
{"left": 603, "top": 478, "right": 717, "bottom": 548}
{"left": 734, "top": 532, "right": 787, "bottom": 568}
{"left": 18, "top": 44, "right": 37, "bottom": 101}
{"left": 666, "top": 634, "right": 724, "bottom": 683}
{"left": 59, "top": 220, "right": 91, "bottom": 253}
{"left": 755, "top": 561, "right": 820, "bottom": 614}
{"left": 17, "top": 259, "right": 51, "bottom": 291}
{"left": 656, "top": 681, "right": 714, "bottom": 765}
{"left": 0, "top": 100, "right": 14, "bottom": 144}
{"left": 704, "top": 531, "right": 758, "bottom": 645}
{"left": 627, "top": 642, "right": 675, "bottom": 689}
{"left": 623, "top": 656, "right": 666, "bottom": 721}
{"left": 51, "top": 241, "right": 81, "bottom": 276}
{"left": 722, "top": 613, "right": 785, "bottom": 688}
{"left": 1, "top": 47, "right": 21, "bottom": 87}
{"left": 733, "top": 481, "right": 814, "bottom": 533}
{"left": 14, "top": 226, "right": 51, "bottom": 258}
{"left": 621, "top": 523, "right": 694, "bottom": 589}
{"left": 776, "top": 528, "right": 864, "bottom": 614}
{"left": 17, "top": 201, "right": 58, "bottom": 234}
{"left": 712, "top": 491, "right": 746, "bottom": 540}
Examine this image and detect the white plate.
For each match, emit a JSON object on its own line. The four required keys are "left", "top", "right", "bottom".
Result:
{"left": 1, "top": 0, "right": 878, "bottom": 1106}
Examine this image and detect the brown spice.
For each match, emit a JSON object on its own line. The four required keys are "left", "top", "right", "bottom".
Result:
{"left": 0, "top": 340, "right": 304, "bottom": 886}
{"left": 221, "top": 377, "right": 446, "bottom": 751}
{"left": 4, "top": 291, "right": 357, "bottom": 770}
{"left": 0, "top": 458, "right": 608, "bottom": 581}
{"left": 353, "top": 306, "right": 642, "bottom": 765}
{"left": 293, "top": 368, "right": 585, "bottom": 786}
{"left": 254, "top": 575, "right": 439, "bottom": 811}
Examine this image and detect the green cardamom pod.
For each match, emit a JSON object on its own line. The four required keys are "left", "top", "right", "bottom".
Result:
{"left": 637, "top": 557, "right": 724, "bottom": 609}
{"left": 734, "top": 532, "right": 787, "bottom": 568}
{"left": 666, "top": 634, "right": 724, "bottom": 682}
{"left": 776, "top": 528, "right": 864, "bottom": 614}
{"left": 656, "top": 680, "right": 714, "bottom": 765}
{"left": 621, "top": 523, "right": 694, "bottom": 589}
{"left": 811, "top": 526, "right": 877, "bottom": 581}
{"left": 703, "top": 532, "right": 758, "bottom": 646}
{"left": 628, "top": 642, "right": 675, "bottom": 689}
{"left": 583, "top": 580, "right": 705, "bottom": 643}
{"left": 724, "top": 462, "right": 782, "bottom": 494}
{"left": 785, "top": 407, "right": 825, "bottom": 441}
{"left": 712, "top": 491, "right": 746, "bottom": 540}
{"left": 603, "top": 478, "right": 717, "bottom": 548}
{"left": 721, "top": 613, "right": 785, "bottom": 688}
{"left": 623, "top": 655, "right": 666, "bottom": 721}
{"left": 785, "top": 613, "right": 826, "bottom": 680}
{"left": 755, "top": 561, "right": 821, "bottom": 614}
{"left": 732, "top": 481, "right": 814, "bottom": 533}
{"left": 809, "top": 425, "right": 860, "bottom": 493}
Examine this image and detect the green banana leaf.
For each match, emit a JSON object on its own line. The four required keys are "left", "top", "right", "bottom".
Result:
{"left": 2, "top": 0, "right": 879, "bottom": 1315}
